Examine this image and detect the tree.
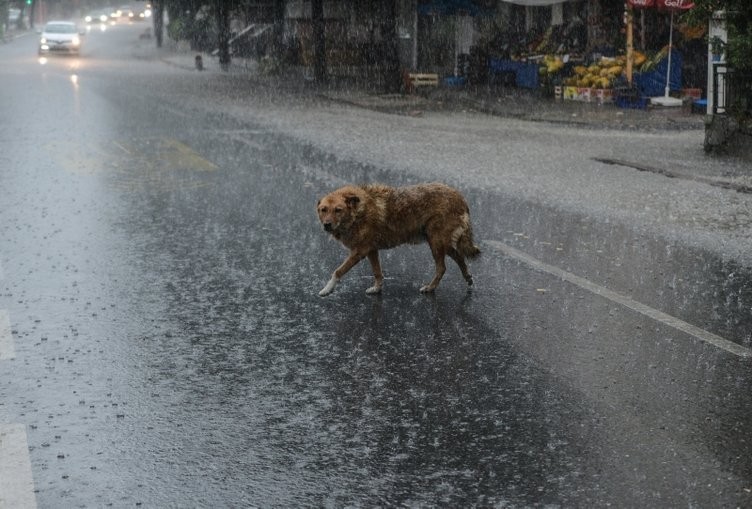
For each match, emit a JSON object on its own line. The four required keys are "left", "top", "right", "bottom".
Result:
{"left": 214, "top": 0, "right": 231, "bottom": 70}
{"left": 311, "top": 0, "right": 326, "bottom": 83}
{"left": 381, "top": 0, "right": 402, "bottom": 94}
{"left": 153, "top": 0, "right": 165, "bottom": 48}
{"left": 685, "top": 0, "right": 752, "bottom": 72}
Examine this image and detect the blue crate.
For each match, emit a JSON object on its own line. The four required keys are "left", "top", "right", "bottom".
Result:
{"left": 443, "top": 76, "right": 466, "bottom": 87}
{"left": 615, "top": 95, "right": 648, "bottom": 110}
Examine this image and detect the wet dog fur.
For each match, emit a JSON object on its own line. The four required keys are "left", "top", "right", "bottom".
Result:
{"left": 316, "top": 183, "right": 480, "bottom": 296}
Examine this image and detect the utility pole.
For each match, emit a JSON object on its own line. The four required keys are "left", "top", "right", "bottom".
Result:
{"left": 28, "top": 0, "right": 34, "bottom": 30}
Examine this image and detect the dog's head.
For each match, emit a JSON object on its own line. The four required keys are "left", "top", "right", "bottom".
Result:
{"left": 316, "top": 187, "right": 361, "bottom": 234}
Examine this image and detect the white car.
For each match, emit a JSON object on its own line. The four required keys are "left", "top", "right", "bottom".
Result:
{"left": 38, "top": 21, "right": 83, "bottom": 56}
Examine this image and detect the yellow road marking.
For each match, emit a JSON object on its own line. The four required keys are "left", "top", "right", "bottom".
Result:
{"left": 159, "top": 138, "right": 218, "bottom": 172}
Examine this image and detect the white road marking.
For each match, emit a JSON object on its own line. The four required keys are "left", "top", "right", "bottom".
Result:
{"left": 0, "top": 310, "right": 14, "bottom": 361}
{"left": 486, "top": 240, "right": 752, "bottom": 359}
{"left": 0, "top": 424, "right": 38, "bottom": 509}
{"left": 0, "top": 263, "right": 37, "bottom": 507}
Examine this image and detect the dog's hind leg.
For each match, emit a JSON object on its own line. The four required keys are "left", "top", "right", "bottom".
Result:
{"left": 365, "top": 251, "right": 384, "bottom": 295}
{"left": 420, "top": 243, "right": 447, "bottom": 293}
{"left": 448, "top": 249, "right": 473, "bottom": 287}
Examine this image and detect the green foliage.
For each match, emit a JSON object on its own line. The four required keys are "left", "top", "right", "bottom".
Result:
{"left": 166, "top": 17, "right": 187, "bottom": 42}
{"left": 684, "top": 0, "right": 752, "bottom": 72}
{"left": 165, "top": 5, "right": 216, "bottom": 51}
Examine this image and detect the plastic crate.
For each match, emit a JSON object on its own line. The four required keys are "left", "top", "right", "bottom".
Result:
{"left": 443, "top": 76, "right": 466, "bottom": 87}
{"left": 615, "top": 95, "right": 649, "bottom": 110}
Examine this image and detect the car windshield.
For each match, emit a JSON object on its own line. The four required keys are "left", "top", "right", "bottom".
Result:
{"left": 45, "top": 24, "right": 77, "bottom": 34}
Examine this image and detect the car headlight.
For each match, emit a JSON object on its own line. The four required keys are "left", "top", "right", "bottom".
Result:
{"left": 85, "top": 15, "right": 93, "bottom": 22}
{"left": 72, "top": 36, "right": 80, "bottom": 46}
{"left": 40, "top": 37, "right": 47, "bottom": 44}
{"left": 100, "top": 14, "right": 108, "bottom": 22}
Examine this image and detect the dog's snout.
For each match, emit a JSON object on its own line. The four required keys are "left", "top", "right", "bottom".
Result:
{"left": 323, "top": 222, "right": 333, "bottom": 232}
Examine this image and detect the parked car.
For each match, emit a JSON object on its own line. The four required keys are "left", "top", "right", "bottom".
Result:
{"left": 38, "top": 21, "right": 83, "bottom": 56}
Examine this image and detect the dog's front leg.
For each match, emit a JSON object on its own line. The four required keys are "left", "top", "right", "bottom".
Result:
{"left": 319, "top": 251, "right": 363, "bottom": 296}
{"left": 365, "top": 250, "right": 383, "bottom": 295}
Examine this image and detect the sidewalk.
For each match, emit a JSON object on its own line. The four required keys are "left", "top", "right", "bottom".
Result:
{"left": 159, "top": 48, "right": 705, "bottom": 132}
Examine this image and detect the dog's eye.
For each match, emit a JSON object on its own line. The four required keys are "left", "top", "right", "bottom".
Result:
{"left": 320, "top": 206, "right": 328, "bottom": 213}
{"left": 334, "top": 207, "right": 342, "bottom": 213}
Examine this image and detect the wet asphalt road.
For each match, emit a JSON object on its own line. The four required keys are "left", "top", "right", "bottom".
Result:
{"left": 1, "top": 23, "right": 752, "bottom": 508}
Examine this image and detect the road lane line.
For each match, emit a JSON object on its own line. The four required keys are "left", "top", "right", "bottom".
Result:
{"left": 161, "top": 138, "right": 219, "bottom": 172}
{"left": 0, "top": 424, "right": 38, "bottom": 509}
{"left": 485, "top": 240, "right": 752, "bottom": 359}
{"left": 0, "top": 310, "right": 14, "bottom": 361}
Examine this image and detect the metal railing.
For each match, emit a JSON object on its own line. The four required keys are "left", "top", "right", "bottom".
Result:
{"left": 712, "top": 63, "right": 752, "bottom": 117}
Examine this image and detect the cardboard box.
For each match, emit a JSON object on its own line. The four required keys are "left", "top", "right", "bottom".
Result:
{"left": 563, "top": 87, "right": 596, "bottom": 102}
{"left": 595, "top": 88, "right": 613, "bottom": 104}
{"left": 576, "top": 87, "right": 593, "bottom": 102}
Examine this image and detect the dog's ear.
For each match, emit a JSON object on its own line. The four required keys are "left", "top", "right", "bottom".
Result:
{"left": 344, "top": 195, "right": 360, "bottom": 208}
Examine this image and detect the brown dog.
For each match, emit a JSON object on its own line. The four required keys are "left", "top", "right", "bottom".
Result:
{"left": 316, "top": 183, "right": 480, "bottom": 296}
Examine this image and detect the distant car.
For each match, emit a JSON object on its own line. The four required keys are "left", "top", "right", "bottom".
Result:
{"left": 84, "top": 9, "right": 111, "bottom": 25}
{"left": 114, "top": 5, "right": 135, "bottom": 21}
{"left": 131, "top": 3, "right": 151, "bottom": 20}
{"left": 38, "top": 21, "right": 83, "bottom": 56}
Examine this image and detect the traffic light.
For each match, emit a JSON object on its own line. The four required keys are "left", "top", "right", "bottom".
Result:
{"left": 26, "top": 0, "right": 31, "bottom": 5}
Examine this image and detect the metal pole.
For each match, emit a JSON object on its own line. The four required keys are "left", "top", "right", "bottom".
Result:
{"left": 626, "top": 3, "right": 633, "bottom": 84}
{"left": 664, "top": 11, "right": 673, "bottom": 98}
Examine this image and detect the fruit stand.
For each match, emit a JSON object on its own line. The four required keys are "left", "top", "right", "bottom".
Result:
{"left": 537, "top": 47, "right": 683, "bottom": 108}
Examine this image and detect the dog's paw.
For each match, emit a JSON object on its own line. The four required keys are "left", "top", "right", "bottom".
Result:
{"left": 419, "top": 284, "right": 436, "bottom": 293}
{"left": 319, "top": 277, "right": 338, "bottom": 297}
{"left": 365, "top": 285, "right": 382, "bottom": 295}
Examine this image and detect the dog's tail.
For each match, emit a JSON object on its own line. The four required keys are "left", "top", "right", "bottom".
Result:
{"left": 456, "top": 218, "right": 481, "bottom": 260}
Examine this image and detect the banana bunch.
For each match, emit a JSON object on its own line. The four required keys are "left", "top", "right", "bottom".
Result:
{"left": 538, "top": 54, "right": 566, "bottom": 77}
{"left": 563, "top": 56, "right": 625, "bottom": 89}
